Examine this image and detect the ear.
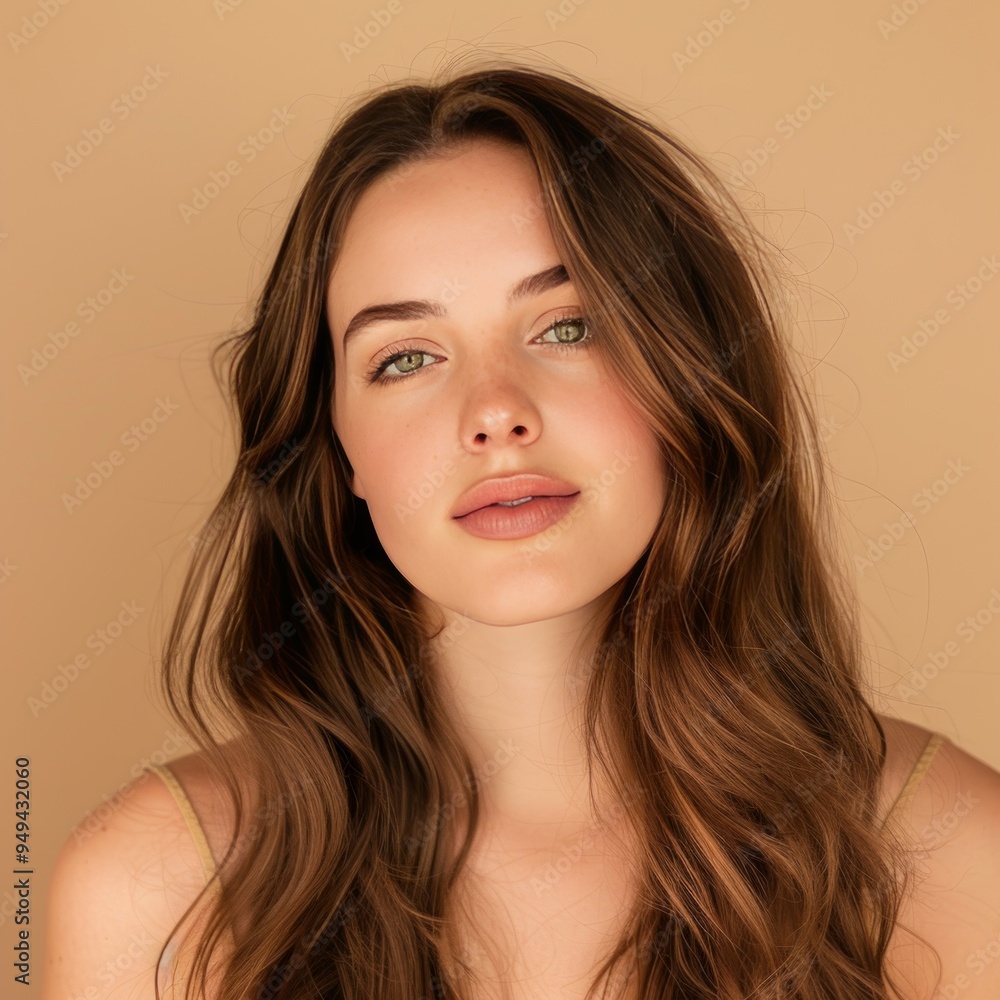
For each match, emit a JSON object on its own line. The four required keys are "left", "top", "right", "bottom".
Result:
{"left": 350, "top": 473, "right": 365, "bottom": 500}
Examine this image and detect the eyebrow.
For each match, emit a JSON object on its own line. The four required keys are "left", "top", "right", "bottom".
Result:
{"left": 339, "top": 263, "right": 571, "bottom": 354}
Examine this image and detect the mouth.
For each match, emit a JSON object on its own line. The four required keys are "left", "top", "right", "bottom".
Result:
{"left": 451, "top": 474, "right": 581, "bottom": 519}
{"left": 452, "top": 492, "right": 582, "bottom": 541}
{"left": 472, "top": 494, "right": 561, "bottom": 513}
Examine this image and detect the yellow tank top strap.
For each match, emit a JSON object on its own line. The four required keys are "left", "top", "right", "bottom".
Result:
{"left": 145, "top": 762, "right": 218, "bottom": 883}
{"left": 882, "top": 731, "right": 946, "bottom": 828}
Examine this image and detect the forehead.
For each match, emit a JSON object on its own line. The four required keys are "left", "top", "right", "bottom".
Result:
{"left": 326, "top": 141, "right": 563, "bottom": 338}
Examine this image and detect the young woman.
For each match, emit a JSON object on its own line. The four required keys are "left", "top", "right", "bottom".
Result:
{"left": 42, "top": 55, "right": 1000, "bottom": 1000}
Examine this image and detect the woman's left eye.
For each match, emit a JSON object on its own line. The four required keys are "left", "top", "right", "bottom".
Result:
{"left": 364, "top": 313, "right": 591, "bottom": 385}
{"left": 536, "top": 315, "right": 590, "bottom": 351}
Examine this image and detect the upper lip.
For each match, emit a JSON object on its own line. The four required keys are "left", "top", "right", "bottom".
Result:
{"left": 451, "top": 472, "right": 581, "bottom": 518}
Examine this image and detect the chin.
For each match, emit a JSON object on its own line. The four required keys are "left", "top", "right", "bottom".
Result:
{"left": 427, "top": 580, "right": 610, "bottom": 630}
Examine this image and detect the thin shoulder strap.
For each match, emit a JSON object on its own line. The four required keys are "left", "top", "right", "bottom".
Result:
{"left": 883, "top": 731, "right": 947, "bottom": 828}
{"left": 145, "top": 762, "right": 218, "bottom": 883}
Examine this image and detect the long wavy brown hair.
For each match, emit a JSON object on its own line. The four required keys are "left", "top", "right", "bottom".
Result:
{"left": 156, "top": 50, "right": 931, "bottom": 1000}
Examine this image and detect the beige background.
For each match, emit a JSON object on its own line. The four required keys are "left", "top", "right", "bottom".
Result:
{"left": 3, "top": 0, "right": 998, "bottom": 988}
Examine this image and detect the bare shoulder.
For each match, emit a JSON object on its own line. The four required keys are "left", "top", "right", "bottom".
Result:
{"left": 875, "top": 712, "right": 939, "bottom": 815}
{"left": 41, "top": 763, "right": 223, "bottom": 999}
{"left": 159, "top": 745, "right": 242, "bottom": 871}
{"left": 877, "top": 713, "right": 1000, "bottom": 999}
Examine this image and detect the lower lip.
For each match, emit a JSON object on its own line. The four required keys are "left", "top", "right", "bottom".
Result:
{"left": 453, "top": 494, "right": 581, "bottom": 540}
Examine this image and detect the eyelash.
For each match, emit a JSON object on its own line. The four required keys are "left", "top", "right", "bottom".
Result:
{"left": 363, "top": 313, "right": 592, "bottom": 385}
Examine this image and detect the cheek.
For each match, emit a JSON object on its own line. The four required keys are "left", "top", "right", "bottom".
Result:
{"left": 357, "top": 410, "right": 457, "bottom": 513}
{"left": 585, "top": 391, "right": 659, "bottom": 470}
{"left": 588, "top": 400, "right": 666, "bottom": 519}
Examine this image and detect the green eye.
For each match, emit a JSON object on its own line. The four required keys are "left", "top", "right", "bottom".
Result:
{"left": 537, "top": 315, "right": 589, "bottom": 348}
{"left": 364, "top": 314, "right": 592, "bottom": 385}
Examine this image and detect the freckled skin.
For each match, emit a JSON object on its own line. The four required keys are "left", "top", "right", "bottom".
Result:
{"left": 328, "top": 140, "right": 667, "bottom": 630}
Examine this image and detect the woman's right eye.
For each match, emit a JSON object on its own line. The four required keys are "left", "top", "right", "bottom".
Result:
{"left": 364, "top": 347, "right": 438, "bottom": 385}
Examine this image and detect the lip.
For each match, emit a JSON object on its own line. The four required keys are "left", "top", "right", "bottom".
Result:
{"left": 453, "top": 494, "right": 581, "bottom": 540}
{"left": 451, "top": 472, "right": 581, "bottom": 519}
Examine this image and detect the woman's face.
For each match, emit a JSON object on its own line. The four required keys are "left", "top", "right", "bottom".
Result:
{"left": 327, "top": 140, "right": 666, "bottom": 627}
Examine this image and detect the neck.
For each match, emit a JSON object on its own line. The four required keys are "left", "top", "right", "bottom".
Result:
{"left": 415, "top": 585, "right": 628, "bottom": 852}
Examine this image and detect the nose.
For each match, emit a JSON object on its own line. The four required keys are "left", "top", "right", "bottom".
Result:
{"left": 458, "top": 374, "right": 542, "bottom": 452}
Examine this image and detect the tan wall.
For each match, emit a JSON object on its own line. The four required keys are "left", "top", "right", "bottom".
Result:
{"left": 4, "top": 0, "right": 997, "bottom": 987}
